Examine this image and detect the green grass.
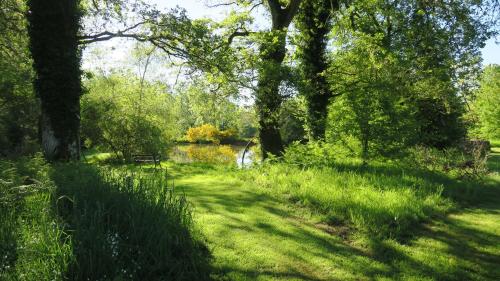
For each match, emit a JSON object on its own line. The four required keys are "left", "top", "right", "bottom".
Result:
{"left": 2, "top": 142, "right": 499, "bottom": 280}
{"left": 0, "top": 154, "right": 72, "bottom": 280}
{"left": 154, "top": 143, "right": 499, "bottom": 280}
{"left": 0, "top": 157, "right": 210, "bottom": 281}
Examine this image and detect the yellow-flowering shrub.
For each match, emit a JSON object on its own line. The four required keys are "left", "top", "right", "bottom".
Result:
{"left": 186, "top": 124, "right": 237, "bottom": 144}
{"left": 186, "top": 124, "right": 220, "bottom": 143}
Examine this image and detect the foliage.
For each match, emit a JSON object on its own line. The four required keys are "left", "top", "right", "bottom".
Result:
{"left": 185, "top": 124, "right": 237, "bottom": 144}
{"left": 406, "top": 145, "right": 490, "bottom": 180}
{"left": 329, "top": 0, "right": 497, "bottom": 155}
{"left": 0, "top": 0, "right": 38, "bottom": 156}
{"left": 278, "top": 97, "right": 307, "bottom": 145}
{"left": 81, "top": 73, "right": 174, "bottom": 161}
{"left": 471, "top": 65, "right": 500, "bottom": 139}
{"left": 282, "top": 141, "right": 343, "bottom": 168}
{"left": 327, "top": 35, "right": 417, "bottom": 160}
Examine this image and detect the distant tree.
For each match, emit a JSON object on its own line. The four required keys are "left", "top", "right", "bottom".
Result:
{"left": 81, "top": 73, "right": 175, "bottom": 161}
{"left": 473, "top": 65, "right": 500, "bottom": 139}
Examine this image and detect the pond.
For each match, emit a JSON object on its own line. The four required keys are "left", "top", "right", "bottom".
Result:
{"left": 169, "top": 144, "right": 259, "bottom": 167}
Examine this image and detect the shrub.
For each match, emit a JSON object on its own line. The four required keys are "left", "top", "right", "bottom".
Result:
{"left": 283, "top": 141, "right": 349, "bottom": 168}
{"left": 186, "top": 124, "right": 220, "bottom": 144}
{"left": 186, "top": 124, "right": 237, "bottom": 144}
{"left": 407, "top": 145, "right": 489, "bottom": 180}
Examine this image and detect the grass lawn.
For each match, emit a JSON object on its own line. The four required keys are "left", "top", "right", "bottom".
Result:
{"left": 154, "top": 144, "right": 500, "bottom": 281}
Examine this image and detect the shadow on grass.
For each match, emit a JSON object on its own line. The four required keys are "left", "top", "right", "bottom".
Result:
{"left": 367, "top": 202, "right": 500, "bottom": 281}
{"left": 173, "top": 163, "right": 500, "bottom": 280}
{"left": 50, "top": 163, "right": 212, "bottom": 281}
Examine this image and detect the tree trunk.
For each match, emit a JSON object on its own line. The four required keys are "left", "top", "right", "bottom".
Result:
{"left": 296, "top": 0, "right": 337, "bottom": 141}
{"left": 256, "top": 31, "right": 287, "bottom": 158}
{"left": 27, "top": 0, "right": 82, "bottom": 161}
{"left": 256, "top": 0, "right": 302, "bottom": 159}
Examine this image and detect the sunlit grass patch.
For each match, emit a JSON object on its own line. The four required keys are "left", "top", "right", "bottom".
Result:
{"left": 237, "top": 162, "right": 456, "bottom": 239}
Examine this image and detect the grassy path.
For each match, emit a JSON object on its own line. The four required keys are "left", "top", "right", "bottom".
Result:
{"left": 164, "top": 150, "right": 500, "bottom": 281}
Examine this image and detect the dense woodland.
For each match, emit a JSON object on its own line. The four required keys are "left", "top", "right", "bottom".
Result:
{"left": 1, "top": 0, "right": 500, "bottom": 280}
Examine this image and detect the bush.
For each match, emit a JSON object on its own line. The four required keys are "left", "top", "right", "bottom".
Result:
{"left": 186, "top": 124, "right": 237, "bottom": 144}
{"left": 283, "top": 141, "right": 351, "bottom": 168}
{"left": 406, "top": 145, "right": 489, "bottom": 180}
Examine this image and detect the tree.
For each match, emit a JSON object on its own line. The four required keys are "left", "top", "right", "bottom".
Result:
{"left": 333, "top": 0, "right": 497, "bottom": 149}
{"left": 0, "top": 0, "right": 38, "bottom": 156}
{"left": 472, "top": 64, "right": 500, "bottom": 139}
{"left": 27, "top": 0, "right": 83, "bottom": 160}
{"left": 295, "top": 0, "right": 338, "bottom": 140}
{"left": 327, "top": 34, "right": 416, "bottom": 161}
{"left": 25, "top": 0, "right": 243, "bottom": 161}
{"left": 81, "top": 73, "right": 175, "bottom": 161}
{"left": 255, "top": 0, "right": 301, "bottom": 158}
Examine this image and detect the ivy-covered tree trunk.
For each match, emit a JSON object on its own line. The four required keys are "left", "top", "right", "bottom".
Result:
{"left": 27, "top": 0, "right": 82, "bottom": 161}
{"left": 256, "top": 0, "right": 301, "bottom": 159}
{"left": 296, "top": 0, "right": 336, "bottom": 141}
{"left": 256, "top": 31, "right": 287, "bottom": 158}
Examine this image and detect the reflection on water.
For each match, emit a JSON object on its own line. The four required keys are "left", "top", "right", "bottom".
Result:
{"left": 169, "top": 144, "right": 257, "bottom": 167}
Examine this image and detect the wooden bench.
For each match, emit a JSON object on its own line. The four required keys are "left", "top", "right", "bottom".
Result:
{"left": 132, "top": 154, "right": 161, "bottom": 167}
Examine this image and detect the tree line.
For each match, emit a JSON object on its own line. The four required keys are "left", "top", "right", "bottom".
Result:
{"left": 0, "top": 0, "right": 499, "bottom": 161}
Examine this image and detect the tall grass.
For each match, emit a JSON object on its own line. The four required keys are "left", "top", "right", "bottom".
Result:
{"left": 238, "top": 161, "right": 457, "bottom": 239}
{"left": 52, "top": 164, "right": 211, "bottom": 281}
{"left": 1, "top": 156, "right": 211, "bottom": 281}
{"left": 0, "top": 154, "right": 71, "bottom": 280}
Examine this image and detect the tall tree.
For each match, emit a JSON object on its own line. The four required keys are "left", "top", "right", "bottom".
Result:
{"left": 256, "top": 0, "right": 301, "bottom": 158}
{"left": 27, "top": 0, "right": 83, "bottom": 160}
{"left": 25, "top": 0, "right": 239, "bottom": 161}
{"left": 336, "top": 0, "right": 497, "bottom": 148}
{"left": 295, "top": 0, "right": 338, "bottom": 141}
